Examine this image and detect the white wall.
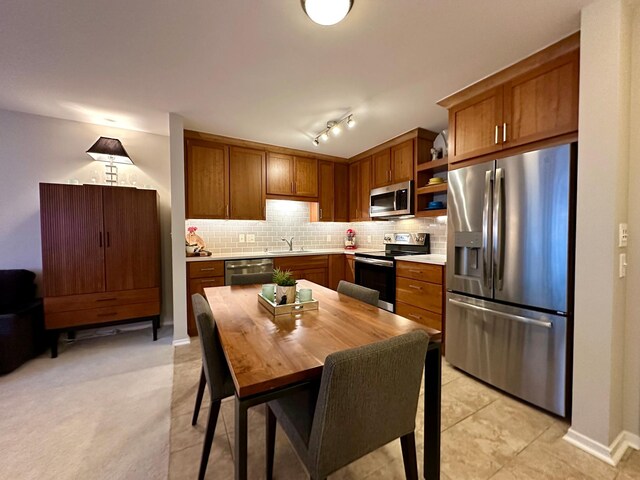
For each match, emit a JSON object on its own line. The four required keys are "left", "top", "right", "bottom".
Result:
{"left": 566, "top": 0, "right": 639, "bottom": 464}
{"left": 0, "top": 109, "right": 173, "bottom": 326}
{"left": 169, "top": 114, "right": 188, "bottom": 345}
{"left": 623, "top": 2, "right": 640, "bottom": 445}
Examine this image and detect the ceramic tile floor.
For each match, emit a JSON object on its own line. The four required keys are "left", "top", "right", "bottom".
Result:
{"left": 169, "top": 342, "right": 640, "bottom": 479}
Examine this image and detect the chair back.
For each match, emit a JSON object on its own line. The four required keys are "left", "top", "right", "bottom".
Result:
{"left": 191, "top": 293, "right": 234, "bottom": 402}
{"left": 308, "top": 330, "right": 429, "bottom": 476}
{"left": 337, "top": 280, "right": 379, "bottom": 307}
{"left": 230, "top": 271, "right": 274, "bottom": 285}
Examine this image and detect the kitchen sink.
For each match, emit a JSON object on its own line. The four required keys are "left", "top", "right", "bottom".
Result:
{"left": 267, "top": 250, "right": 317, "bottom": 255}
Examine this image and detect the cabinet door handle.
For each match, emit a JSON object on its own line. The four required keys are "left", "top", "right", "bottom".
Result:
{"left": 96, "top": 298, "right": 117, "bottom": 302}
{"left": 200, "top": 268, "right": 216, "bottom": 271}
{"left": 408, "top": 284, "right": 422, "bottom": 290}
{"left": 97, "top": 312, "right": 117, "bottom": 317}
{"left": 409, "top": 269, "right": 422, "bottom": 274}
{"left": 495, "top": 125, "right": 499, "bottom": 145}
{"left": 320, "top": 208, "right": 323, "bottom": 219}
{"left": 503, "top": 123, "right": 507, "bottom": 143}
{"left": 226, "top": 205, "right": 229, "bottom": 218}
{"left": 291, "top": 181, "right": 294, "bottom": 193}
{"left": 409, "top": 314, "right": 422, "bottom": 320}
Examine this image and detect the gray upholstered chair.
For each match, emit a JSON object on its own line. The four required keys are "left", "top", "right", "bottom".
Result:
{"left": 266, "top": 330, "right": 430, "bottom": 480}
{"left": 336, "top": 280, "right": 380, "bottom": 307}
{"left": 191, "top": 294, "right": 236, "bottom": 480}
{"left": 230, "top": 271, "right": 274, "bottom": 285}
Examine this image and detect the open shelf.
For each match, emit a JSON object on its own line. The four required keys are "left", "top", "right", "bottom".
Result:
{"left": 416, "top": 157, "right": 449, "bottom": 172}
{"left": 416, "top": 184, "right": 448, "bottom": 195}
{"left": 416, "top": 209, "right": 447, "bottom": 218}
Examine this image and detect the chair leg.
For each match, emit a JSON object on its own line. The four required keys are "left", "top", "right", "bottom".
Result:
{"left": 198, "top": 399, "right": 221, "bottom": 480}
{"left": 266, "top": 405, "right": 277, "bottom": 480}
{"left": 192, "top": 366, "right": 207, "bottom": 426}
{"left": 400, "top": 432, "right": 418, "bottom": 480}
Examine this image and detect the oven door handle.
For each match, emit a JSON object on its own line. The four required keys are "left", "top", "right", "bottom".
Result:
{"left": 355, "top": 257, "right": 394, "bottom": 268}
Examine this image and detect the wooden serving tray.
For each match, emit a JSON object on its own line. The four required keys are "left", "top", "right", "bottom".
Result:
{"left": 258, "top": 293, "right": 319, "bottom": 317}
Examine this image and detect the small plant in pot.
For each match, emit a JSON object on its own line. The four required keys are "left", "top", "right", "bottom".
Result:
{"left": 273, "top": 268, "right": 297, "bottom": 305}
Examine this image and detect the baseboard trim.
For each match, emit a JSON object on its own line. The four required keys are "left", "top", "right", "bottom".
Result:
{"left": 563, "top": 428, "right": 640, "bottom": 466}
{"left": 172, "top": 337, "right": 191, "bottom": 347}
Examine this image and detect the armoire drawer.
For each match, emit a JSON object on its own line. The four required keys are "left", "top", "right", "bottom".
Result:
{"left": 396, "top": 277, "right": 442, "bottom": 314}
{"left": 44, "top": 288, "right": 160, "bottom": 314}
{"left": 396, "top": 262, "right": 443, "bottom": 284}
{"left": 45, "top": 302, "right": 160, "bottom": 329}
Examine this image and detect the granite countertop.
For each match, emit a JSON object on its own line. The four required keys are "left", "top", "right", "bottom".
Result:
{"left": 394, "top": 254, "right": 447, "bottom": 266}
{"left": 186, "top": 248, "right": 376, "bottom": 262}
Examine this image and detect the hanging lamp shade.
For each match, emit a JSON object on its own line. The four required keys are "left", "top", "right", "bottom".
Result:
{"left": 86, "top": 137, "right": 133, "bottom": 165}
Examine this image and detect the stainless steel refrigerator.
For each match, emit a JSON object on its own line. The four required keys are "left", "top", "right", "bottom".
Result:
{"left": 446, "top": 143, "right": 576, "bottom": 417}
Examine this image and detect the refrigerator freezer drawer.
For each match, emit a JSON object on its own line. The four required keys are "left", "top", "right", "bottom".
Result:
{"left": 445, "top": 292, "right": 568, "bottom": 416}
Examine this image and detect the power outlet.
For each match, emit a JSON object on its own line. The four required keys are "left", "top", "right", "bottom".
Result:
{"left": 239, "top": 234, "right": 245, "bottom": 243}
{"left": 619, "top": 223, "right": 628, "bottom": 247}
{"left": 326, "top": 234, "right": 331, "bottom": 243}
{"left": 620, "top": 253, "right": 627, "bottom": 278}
{"left": 247, "top": 234, "right": 255, "bottom": 243}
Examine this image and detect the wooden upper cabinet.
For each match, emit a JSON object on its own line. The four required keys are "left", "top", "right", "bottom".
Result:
{"left": 372, "top": 149, "right": 391, "bottom": 188}
{"left": 185, "top": 139, "right": 229, "bottom": 219}
{"left": 359, "top": 156, "right": 372, "bottom": 221}
{"left": 266, "top": 153, "right": 294, "bottom": 195}
{"left": 348, "top": 161, "right": 360, "bottom": 221}
{"left": 229, "top": 146, "right": 266, "bottom": 220}
{"left": 391, "top": 139, "right": 414, "bottom": 183}
{"left": 334, "top": 163, "right": 349, "bottom": 222}
{"left": 318, "top": 161, "right": 335, "bottom": 222}
{"left": 442, "top": 34, "right": 579, "bottom": 164}
{"left": 449, "top": 87, "right": 504, "bottom": 163}
{"left": 503, "top": 51, "right": 579, "bottom": 148}
{"left": 40, "top": 184, "right": 106, "bottom": 297}
{"left": 294, "top": 156, "right": 318, "bottom": 197}
{"left": 103, "top": 187, "right": 160, "bottom": 291}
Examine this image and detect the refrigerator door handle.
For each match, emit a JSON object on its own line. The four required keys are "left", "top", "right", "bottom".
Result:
{"left": 448, "top": 298, "right": 553, "bottom": 329}
{"left": 493, "top": 167, "right": 505, "bottom": 291}
{"left": 482, "top": 170, "right": 493, "bottom": 288}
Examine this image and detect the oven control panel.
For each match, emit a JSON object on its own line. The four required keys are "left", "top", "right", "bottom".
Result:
{"left": 383, "top": 232, "right": 428, "bottom": 246}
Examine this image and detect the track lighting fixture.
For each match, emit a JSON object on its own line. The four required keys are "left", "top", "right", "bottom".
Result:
{"left": 312, "top": 114, "right": 355, "bottom": 146}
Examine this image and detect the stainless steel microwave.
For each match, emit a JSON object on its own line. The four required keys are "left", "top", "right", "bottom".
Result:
{"left": 369, "top": 180, "right": 413, "bottom": 219}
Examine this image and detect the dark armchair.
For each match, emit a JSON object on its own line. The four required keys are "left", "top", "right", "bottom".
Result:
{"left": 0, "top": 270, "right": 45, "bottom": 374}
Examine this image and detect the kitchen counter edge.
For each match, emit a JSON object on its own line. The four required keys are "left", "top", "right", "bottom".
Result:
{"left": 186, "top": 249, "right": 373, "bottom": 262}
{"left": 395, "top": 254, "right": 447, "bottom": 266}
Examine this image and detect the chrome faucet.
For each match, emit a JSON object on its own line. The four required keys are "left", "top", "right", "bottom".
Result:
{"left": 281, "top": 237, "right": 294, "bottom": 251}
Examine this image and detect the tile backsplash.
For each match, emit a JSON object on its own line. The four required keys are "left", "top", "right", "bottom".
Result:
{"left": 186, "top": 199, "right": 447, "bottom": 255}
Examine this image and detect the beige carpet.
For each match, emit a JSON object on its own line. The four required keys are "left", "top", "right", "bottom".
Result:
{"left": 0, "top": 326, "right": 174, "bottom": 480}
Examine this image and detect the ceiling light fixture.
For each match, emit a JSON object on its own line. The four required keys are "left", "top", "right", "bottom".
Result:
{"left": 312, "top": 114, "right": 355, "bottom": 146}
{"left": 301, "top": 0, "right": 354, "bottom": 26}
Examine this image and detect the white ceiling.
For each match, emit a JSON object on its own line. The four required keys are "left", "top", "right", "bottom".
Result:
{"left": 0, "top": 0, "right": 593, "bottom": 158}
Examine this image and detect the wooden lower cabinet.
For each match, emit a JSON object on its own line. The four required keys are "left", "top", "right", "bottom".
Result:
{"left": 187, "top": 261, "right": 225, "bottom": 336}
{"left": 274, "top": 255, "right": 329, "bottom": 289}
{"left": 328, "top": 254, "right": 345, "bottom": 290}
{"left": 345, "top": 255, "right": 355, "bottom": 283}
{"left": 395, "top": 260, "right": 446, "bottom": 352}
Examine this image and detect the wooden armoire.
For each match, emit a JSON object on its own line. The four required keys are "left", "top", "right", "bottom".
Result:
{"left": 39, "top": 183, "right": 161, "bottom": 357}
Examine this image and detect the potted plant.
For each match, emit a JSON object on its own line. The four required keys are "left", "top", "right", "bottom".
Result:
{"left": 273, "top": 268, "right": 297, "bottom": 305}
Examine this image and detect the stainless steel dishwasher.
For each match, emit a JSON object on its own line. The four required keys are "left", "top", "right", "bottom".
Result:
{"left": 224, "top": 258, "right": 274, "bottom": 285}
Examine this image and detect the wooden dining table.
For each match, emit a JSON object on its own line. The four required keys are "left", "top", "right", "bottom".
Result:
{"left": 205, "top": 279, "right": 442, "bottom": 480}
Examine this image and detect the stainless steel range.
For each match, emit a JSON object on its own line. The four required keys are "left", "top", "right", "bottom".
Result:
{"left": 355, "top": 232, "right": 430, "bottom": 312}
